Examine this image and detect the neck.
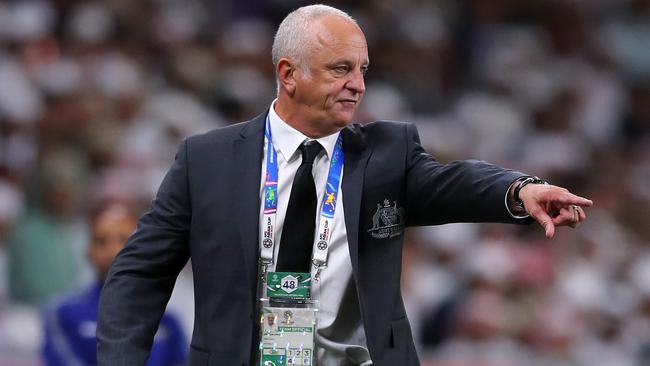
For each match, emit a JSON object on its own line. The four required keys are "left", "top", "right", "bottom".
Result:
{"left": 274, "top": 96, "right": 336, "bottom": 139}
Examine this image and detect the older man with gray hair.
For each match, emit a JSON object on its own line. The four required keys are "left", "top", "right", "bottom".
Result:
{"left": 98, "top": 4, "right": 591, "bottom": 366}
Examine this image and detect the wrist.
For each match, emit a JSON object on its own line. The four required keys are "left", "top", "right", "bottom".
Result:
{"left": 512, "top": 176, "right": 548, "bottom": 212}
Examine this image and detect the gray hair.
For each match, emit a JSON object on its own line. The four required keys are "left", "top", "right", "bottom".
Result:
{"left": 271, "top": 4, "right": 358, "bottom": 71}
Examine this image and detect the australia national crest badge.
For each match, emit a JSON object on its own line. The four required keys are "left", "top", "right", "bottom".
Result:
{"left": 368, "top": 199, "right": 405, "bottom": 239}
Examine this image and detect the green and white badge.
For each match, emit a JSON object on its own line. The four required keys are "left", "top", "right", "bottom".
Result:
{"left": 259, "top": 298, "right": 318, "bottom": 366}
{"left": 265, "top": 272, "right": 311, "bottom": 300}
{"left": 259, "top": 272, "right": 317, "bottom": 365}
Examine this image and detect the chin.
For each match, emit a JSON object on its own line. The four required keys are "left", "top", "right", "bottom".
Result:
{"left": 332, "top": 118, "right": 352, "bottom": 131}
{"left": 334, "top": 112, "right": 355, "bottom": 125}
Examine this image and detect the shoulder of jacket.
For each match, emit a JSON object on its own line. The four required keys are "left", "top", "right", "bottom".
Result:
{"left": 186, "top": 121, "right": 245, "bottom": 143}
{"left": 348, "top": 120, "right": 414, "bottom": 137}
{"left": 185, "top": 113, "right": 266, "bottom": 147}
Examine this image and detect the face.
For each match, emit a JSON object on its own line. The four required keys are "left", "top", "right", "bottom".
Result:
{"left": 88, "top": 207, "right": 136, "bottom": 280}
{"left": 278, "top": 16, "right": 369, "bottom": 137}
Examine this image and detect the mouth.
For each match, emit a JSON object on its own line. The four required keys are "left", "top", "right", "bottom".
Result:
{"left": 338, "top": 99, "right": 358, "bottom": 105}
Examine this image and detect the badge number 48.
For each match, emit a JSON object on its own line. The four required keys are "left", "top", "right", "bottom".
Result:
{"left": 280, "top": 275, "right": 298, "bottom": 294}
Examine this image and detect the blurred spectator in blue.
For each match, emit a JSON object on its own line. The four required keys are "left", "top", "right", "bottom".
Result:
{"left": 42, "top": 204, "right": 187, "bottom": 366}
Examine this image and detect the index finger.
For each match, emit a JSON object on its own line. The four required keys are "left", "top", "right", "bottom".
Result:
{"left": 555, "top": 193, "right": 593, "bottom": 208}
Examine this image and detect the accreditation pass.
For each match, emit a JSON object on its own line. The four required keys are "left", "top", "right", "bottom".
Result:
{"left": 259, "top": 298, "right": 317, "bottom": 366}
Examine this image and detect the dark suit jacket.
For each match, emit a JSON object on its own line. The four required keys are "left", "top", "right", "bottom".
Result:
{"left": 97, "top": 113, "right": 526, "bottom": 366}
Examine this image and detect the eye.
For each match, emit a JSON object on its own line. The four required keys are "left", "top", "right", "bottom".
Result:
{"left": 93, "top": 236, "right": 107, "bottom": 246}
{"left": 333, "top": 65, "right": 349, "bottom": 75}
{"left": 360, "top": 65, "right": 369, "bottom": 75}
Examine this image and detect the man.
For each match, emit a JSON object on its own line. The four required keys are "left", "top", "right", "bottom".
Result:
{"left": 44, "top": 204, "right": 187, "bottom": 365}
{"left": 98, "top": 5, "right": 592, "bottom": 366}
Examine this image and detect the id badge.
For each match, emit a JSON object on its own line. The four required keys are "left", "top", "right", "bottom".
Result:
{"left": 265, "top": 272, "right": 311, "bottom": 299}
{"left": 259, "top": 298, "right": 318, "bottom": 366}
{"left": 259, "top": 271, "right": 316, "bottom": 366}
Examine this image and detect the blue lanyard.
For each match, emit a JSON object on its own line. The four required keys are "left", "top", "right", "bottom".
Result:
{"left": 260, "top": 114, "right": 344, "bottom": 273}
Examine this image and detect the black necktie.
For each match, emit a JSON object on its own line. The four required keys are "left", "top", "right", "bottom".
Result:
{"left": 276, "top": 141, "right": 323, "bottom": 273}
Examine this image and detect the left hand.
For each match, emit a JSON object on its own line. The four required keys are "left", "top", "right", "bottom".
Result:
{"left": 516, "top": 183, "right": 593, "bottom": 238}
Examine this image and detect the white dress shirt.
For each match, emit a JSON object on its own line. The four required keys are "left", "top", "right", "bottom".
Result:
{"left": 259, "top": 102, "right": 372, "bottom": 365}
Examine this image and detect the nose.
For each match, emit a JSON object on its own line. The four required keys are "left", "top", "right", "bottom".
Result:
{"left": 345, "top": 68, "right": 365, "bottom": 95}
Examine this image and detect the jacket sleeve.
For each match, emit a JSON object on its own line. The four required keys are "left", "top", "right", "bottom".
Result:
{"left": 404, "top": 123, "right": 527, "bottom": 226}
{"left": 97, "top": 139, "right": 192, "bottom": 365}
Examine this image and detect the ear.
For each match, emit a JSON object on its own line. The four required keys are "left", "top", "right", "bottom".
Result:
{"left": 276, "top": 58, "right": 297, "bottom": 96}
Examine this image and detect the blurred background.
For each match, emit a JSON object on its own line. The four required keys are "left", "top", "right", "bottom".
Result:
{"left": 0, "top": 0, "right": 649, "bottom": 365}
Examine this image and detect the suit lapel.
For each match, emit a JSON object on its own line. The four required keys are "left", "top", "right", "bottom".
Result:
{"left": 341, "top": 125, "right": 372, "bottom": 273}
{"left": 233, "top": 113, "right": 266, "bottom": 284}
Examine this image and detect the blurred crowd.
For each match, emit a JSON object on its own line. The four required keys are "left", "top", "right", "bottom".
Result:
{"left": 0, "top": 0, "right": 648, "bottom": 365}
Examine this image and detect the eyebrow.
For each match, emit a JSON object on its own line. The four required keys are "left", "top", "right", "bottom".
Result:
{"left": 326, "top": 59, "right": 370, "bottom": 68}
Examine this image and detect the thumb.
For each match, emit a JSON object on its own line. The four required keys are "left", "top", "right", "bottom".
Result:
{"left": 530, "top": 207, "right": 556, "bottom": 238}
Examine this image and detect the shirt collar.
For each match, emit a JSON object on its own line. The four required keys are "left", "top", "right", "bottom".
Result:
{"left": 268, "top": 100, "right": 339, "bottom": 162}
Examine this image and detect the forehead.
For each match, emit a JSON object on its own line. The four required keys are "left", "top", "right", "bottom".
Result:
{"left": 308, "top": 16, "right": 369, "bottom": 62}
{"left": 93, "top": 210, "right": 135, "bottom": 231}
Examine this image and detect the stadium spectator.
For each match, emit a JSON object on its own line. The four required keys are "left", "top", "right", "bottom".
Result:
{"left": 42, "top": 204, "right": 187, "bottom": 366}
